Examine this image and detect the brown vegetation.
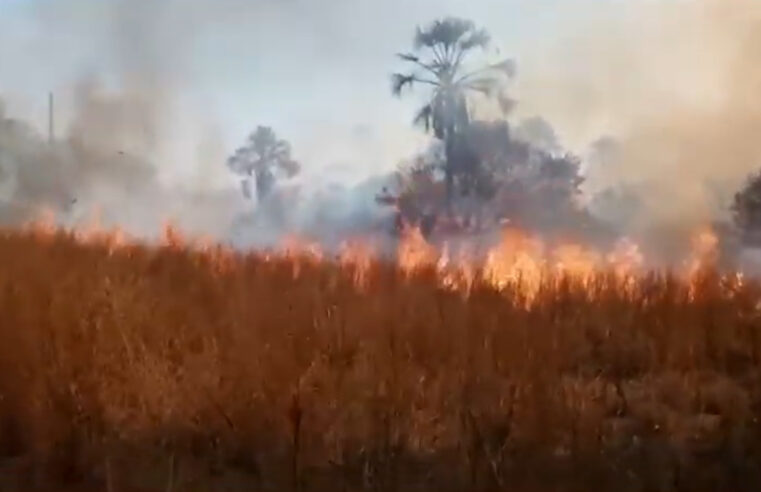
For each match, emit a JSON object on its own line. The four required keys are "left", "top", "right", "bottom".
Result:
{"left": 1, "top": 227, "right": 761, "bottom": 491}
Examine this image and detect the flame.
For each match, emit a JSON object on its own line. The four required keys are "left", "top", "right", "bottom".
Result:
{"left": 24, "top": 206, "right": 58, "bottom": 240}
{"left": 398, "top": 226, "right": 438, "bottom": 275}
{"left": 70, "top": 208, "right": 132, "bottom": 254}
{"left": 606, "top": 237, "right": 644, "bottom": 278}
{"left": 687, "top": 226, "right": 720, "bottom": 275}
{"left": 483, "top": 228, "right": 545, "bottom": 298}
{"left": 280, "top": 235, "right": 324, "bottom": 279}
{"left": 552, "top": 244, "right": 601, "bottom": 279}
{"left": 436, "top": 244, "right": 475, "bottom": 294}
{"left": 18, "top": 208, "right": 748, "bottom": 307}
{"left": 162, "top": 221, "right": 187, "bottom": 249}
{"left": 339, "top": 240, "right": 375, "bottom": 290}
{"left": 686, "top": 226, "right": 721, "bottom": 300}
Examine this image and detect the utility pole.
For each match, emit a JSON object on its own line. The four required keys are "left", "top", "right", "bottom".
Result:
{"left": 48, "top": 92, "right": 54, "bottom": 145}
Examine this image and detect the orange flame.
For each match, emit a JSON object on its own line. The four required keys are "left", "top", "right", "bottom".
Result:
{"left": 606, "top": 237, "right": 644, "bottom": 278}
{"left": 483, "top": 228, "right": 545, "bottom": 298}
{"left": 339, "top": 240, "right": 375, "bottom": 290}
{"left": 280, "top": 235, "right": 324, "bottom": 279}
{"left": 398, "top": 226, "right": 438, "bottom": 275}
{"left": 436, "top": 244, "right": 475, "bottom": 294}
{"left": 19, "top": 208, "right": 744, "bottom": 306}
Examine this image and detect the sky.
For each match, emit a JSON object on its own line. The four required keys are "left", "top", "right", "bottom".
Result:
{"left": 4, "top": 0, "right": 761, "bottom": 245}
{"left": 0, "top": 0, "right": 621, "bottom": 190}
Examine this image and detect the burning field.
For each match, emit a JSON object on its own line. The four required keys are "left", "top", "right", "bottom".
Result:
{"left": 3, "top": 0, "right": 761, "bottom": 490}
{"left": 2, "top": 220, "right": 761, "bottom": 491}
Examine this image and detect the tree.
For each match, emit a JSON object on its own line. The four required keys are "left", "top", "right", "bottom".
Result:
{"left": 391, "top": 17, "right": 515, "bottom": 210}
{"left": 456, "top": 120, "right": 529, "bottom": 201}
{"left": 227, "top": 126, "right": 300, "bottom": 202}
{"left": 732, "top": 171, "right": 761, "bottom": 244}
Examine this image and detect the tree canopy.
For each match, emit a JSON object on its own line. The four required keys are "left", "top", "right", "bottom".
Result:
{"left": 391, "top": 17, "right": 515, "bottom": 207}
{"left": 227, "top": 126, "right": 300, "bottom": 202}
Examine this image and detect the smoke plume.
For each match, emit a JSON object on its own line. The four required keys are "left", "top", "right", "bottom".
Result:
{"left": 518, "top": 0, "right": 761, "bottom": 232}
{"left": 0, "top": 0, "right": 251, "bottom": 240}
{"left": 2, "top": 0, "right": 761, "bottom": 257}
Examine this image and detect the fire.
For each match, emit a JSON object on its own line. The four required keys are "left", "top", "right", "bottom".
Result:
{"left": 162, "top": 221, "right": 186, "bottom": 249}
{"left": 606, "top": 237, "right": 644, "bottom": 278}
{"left": 436, "top": 244, "right": 475, "bottom": 294}
{"left": 398, "top": 225, "right": 438, "bottom": 275}
{"left": 483, "top": 228, "right": 545, "bottom": 297}
{"left": 70, "top": 208, "right": 131, "bottom": 253}
{"left": 17, "top": 208, "right": 748, "bottom": 306}
{"left": 400, "top": 226, "right": 645, "bottom": 304}
{"left": 280, "top": 235, "right": 324, "bottom": 279}
{"left": 281, "top": 235, "right": 323, "bottom": 260}
{"left": 552, "top": 244, "right": 601, "bottom": 279}
{"left": 339, "top": 240, "right": 375, "bottom": 290}
{"left": 24, "top": 206, "right": 58, "bottom": 240}
{"left": 686, "top": 226, "right": 721, "bottom": 300}
{"left": 687, "top": 225, "right": 720, "bottom": 275}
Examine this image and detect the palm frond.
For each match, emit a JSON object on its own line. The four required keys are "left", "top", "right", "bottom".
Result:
{"left": 491, "top": 58, "right": 517, "bottom": 77}
{"left": 439, "top": 18, "right": 475, "bottom": 48}
{"left": 396, "top": 18, "right": 516, "bottom": 135}
{"left": 413, "top": 26, "right": 428, "bottom": 50}
{"left": 391, "top": 73, "right": 416, "bottom": 96}
{"left": 455, "top": 59, "right": 516, "bottom": 86}
{"left": 277, "top": 158, "right": 301, "bottom": 178}
{"left": 463, "top": 77, "right": 500, "bottom": 96}
{"left": 397, "top": 52, "right": 420, "bottom": 63}
{"left": 226, "top": 149, "right": 253, "bottom": 176}
{"left": 272, "top": 140, "right": 291, "bottom": 157}
{"left": 248, "top": 126, "right": 276, "bottom": 149}
{"left": 391, "top": 73, "right": 439, "bottom": 96}
{"left": 415, "top": 17, "right": 475, "bottom": 50}
{"left": 228, "top": 125, "right": 299, "bottom": 182}
{"left": 413, "top": 104, "right": 433, "bottom": 132}
{"left": 459, "top": 28, "right": 490, "bottom": 51}
{"left": 225, "top": 155, "right": 238, "bottom": 171}
{"left": 397, "top": 52, "right": 441, "bottom": 76}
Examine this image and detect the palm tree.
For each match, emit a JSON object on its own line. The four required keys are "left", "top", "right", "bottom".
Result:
{"left": 227, "top": 126, "right": 300, "bottom": 202}
{"left": 392, "top": 17, "right": 515, "bottom": 210}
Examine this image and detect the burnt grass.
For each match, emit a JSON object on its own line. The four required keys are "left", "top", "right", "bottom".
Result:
{"left": 2, "top": 229, "right": 761, "bottom": 491}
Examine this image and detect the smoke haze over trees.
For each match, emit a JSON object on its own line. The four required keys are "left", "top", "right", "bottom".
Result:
{"left": 227, "top": 126, "right": 301, "bottom": 202}
{"left": 379, "top": 18, "right": 597, "bottom": 246}
{"left": 391, "top": 17, "right": 515, "bottom": 210}
{"left": 1, "top": 0, "right": 761, "bottom": 261}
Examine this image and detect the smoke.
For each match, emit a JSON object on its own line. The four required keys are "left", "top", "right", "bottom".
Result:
{"left": 2, "top": 0, "right": 761, "bottom": 258}
{"left": 0, "top": 0, "right": 430, "bottom": 246}
{"left": 0, "top": 74, "right": 248, "bottom": 240}
{"left": 517, "top": 0, "right": 761, "bottom": 236}
{"left": 0, "top": 0, "right": 251, "bottom": 239}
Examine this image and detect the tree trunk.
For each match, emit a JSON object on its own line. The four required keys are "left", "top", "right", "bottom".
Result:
{"left": 255, "top": 168, "right": 275, "bottom": 203}
{"left": 444, "top": 130, "right": 456, "bottom": 216}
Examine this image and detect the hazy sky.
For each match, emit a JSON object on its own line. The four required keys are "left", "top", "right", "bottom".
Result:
{"left": 0, "top": 0, "right": 656, "bottom": 189}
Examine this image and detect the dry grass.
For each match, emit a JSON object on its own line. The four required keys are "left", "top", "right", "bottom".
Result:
{"left": 1, "top": 228, "right": 761, "bottom": 491}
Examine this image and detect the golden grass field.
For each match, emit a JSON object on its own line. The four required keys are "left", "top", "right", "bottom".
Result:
{"left": 1, "top": 225, "right": 761, "bottom": 491}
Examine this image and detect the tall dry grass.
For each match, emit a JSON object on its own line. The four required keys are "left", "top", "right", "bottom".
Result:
{"left": 1, "top": 228, "right": 761, "bottom": 491}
